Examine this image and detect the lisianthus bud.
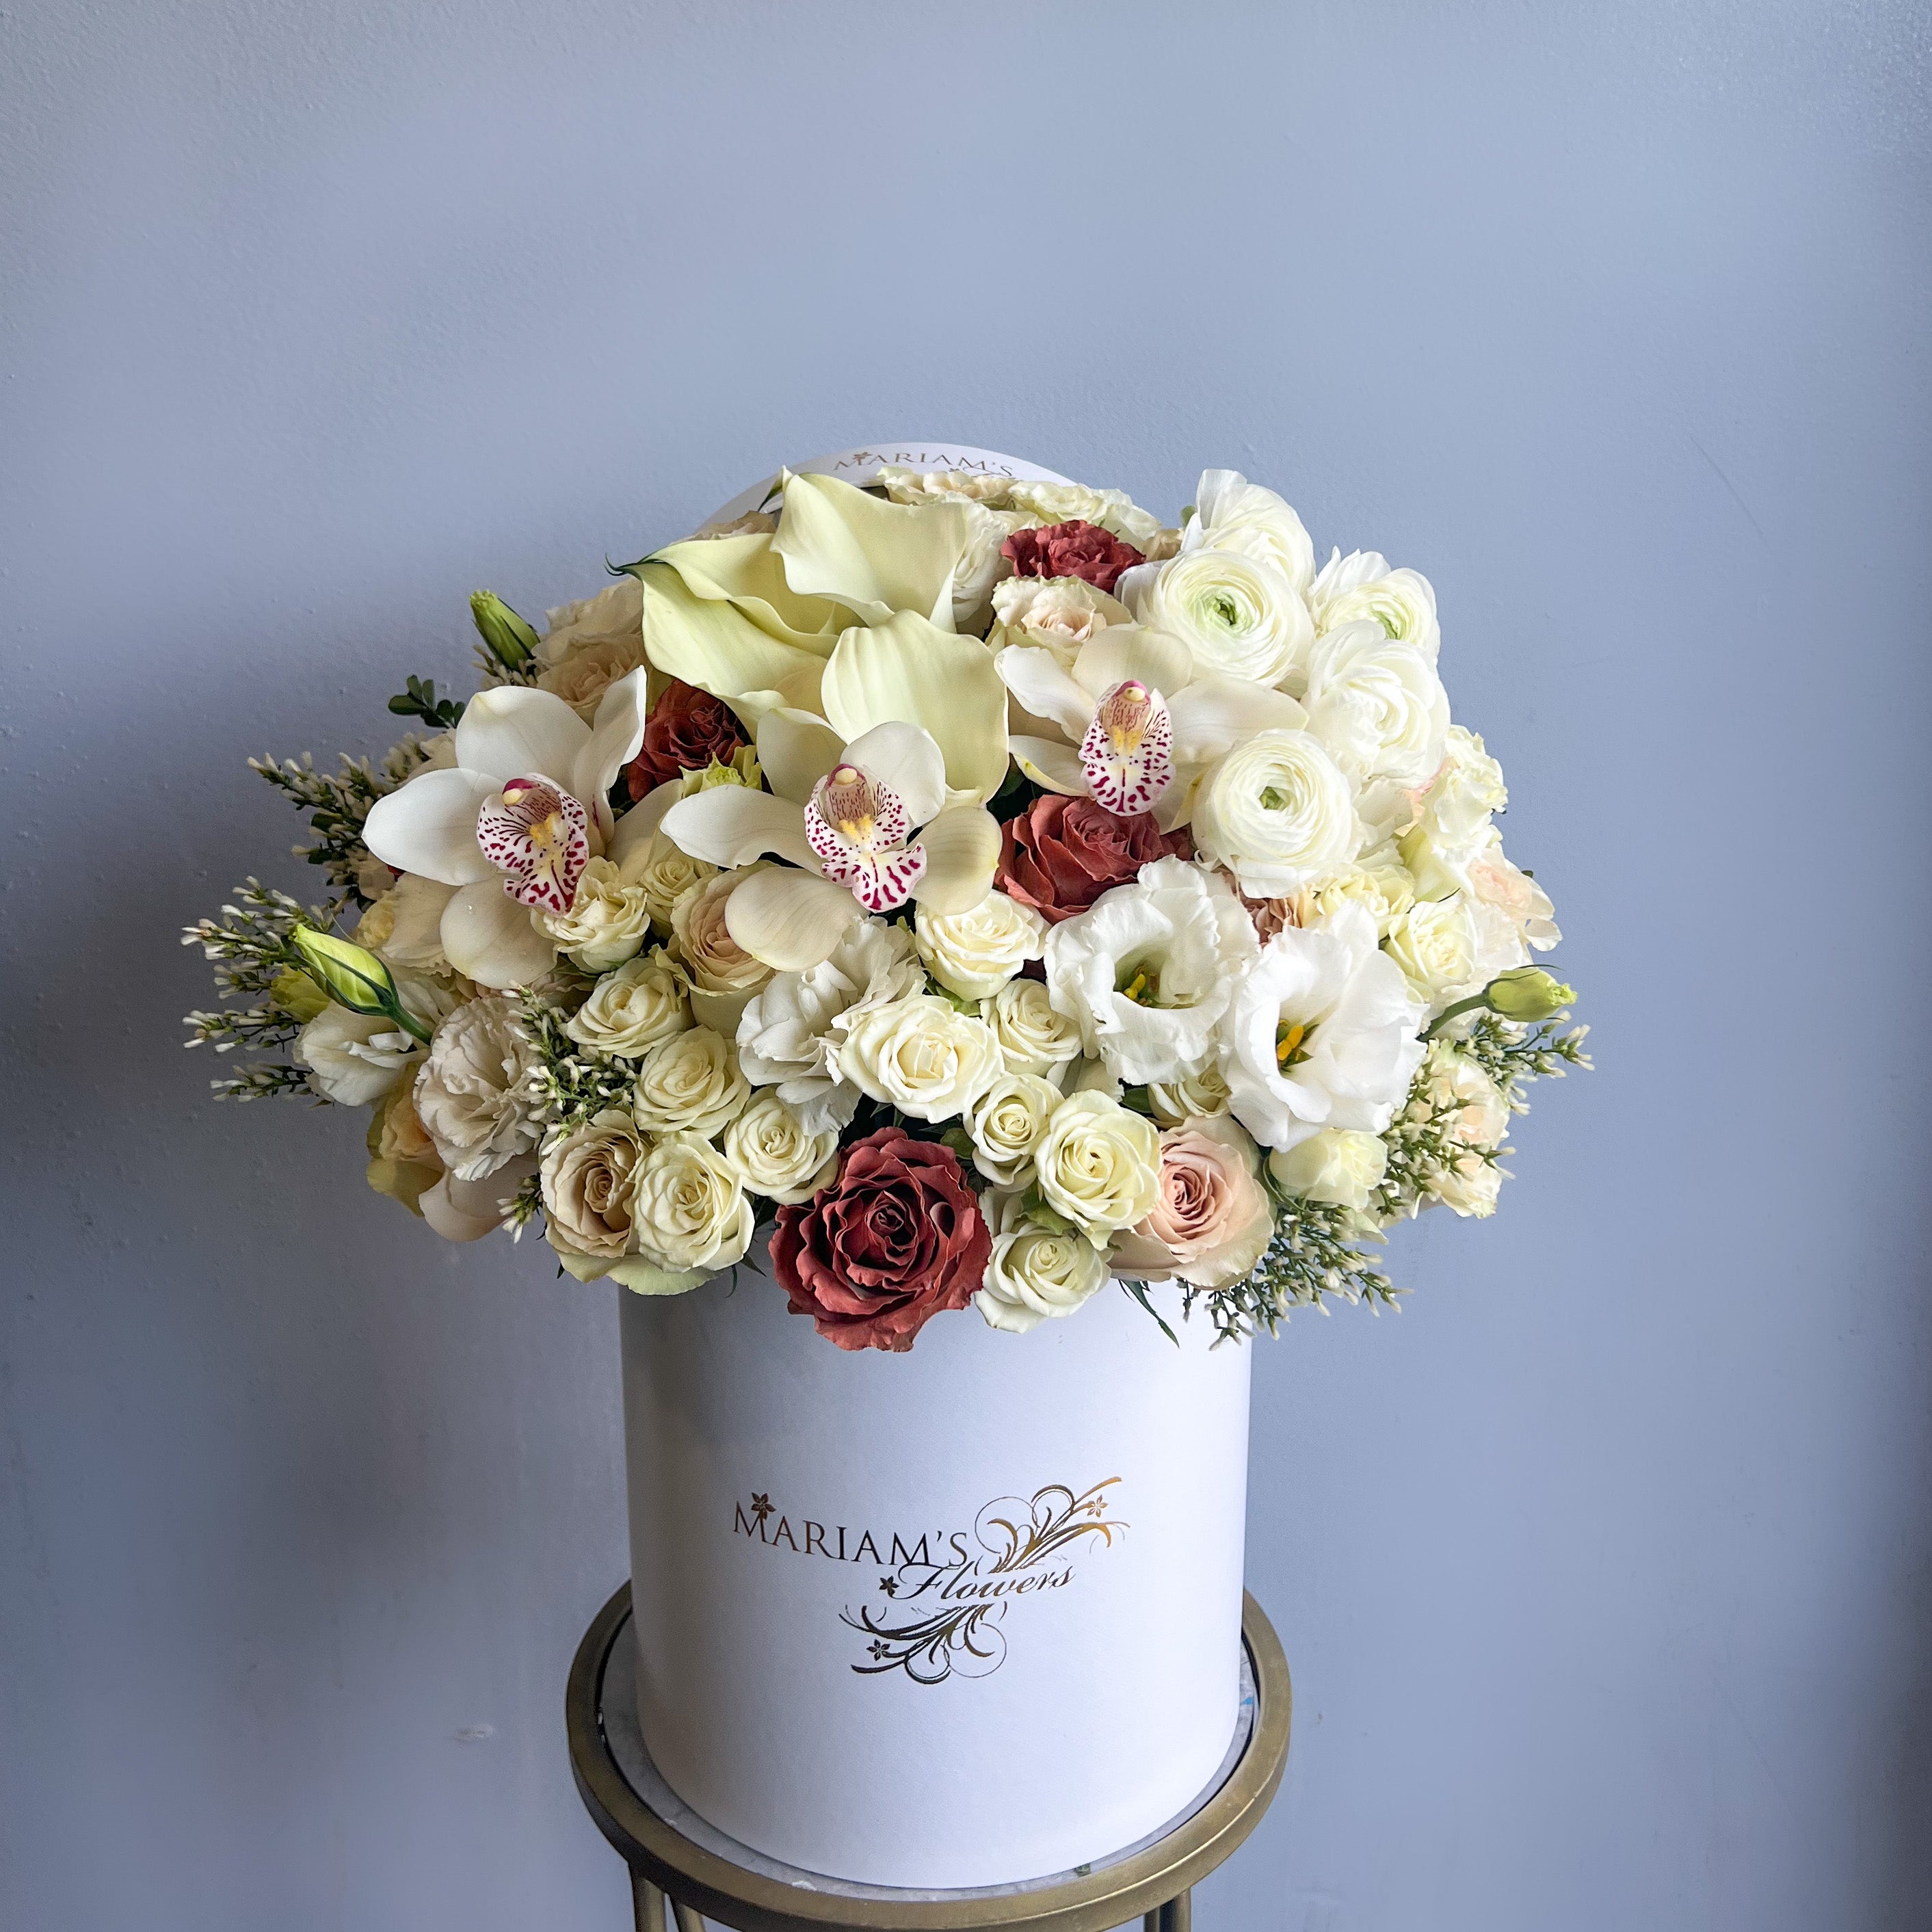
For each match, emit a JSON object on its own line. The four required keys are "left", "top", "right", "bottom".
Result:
{"left": 1483, "top": 966, "right": 1574, "bottom": 1021}
{"left": 291, "top": 926, "right": 432, "bottom": 1042}
{"left": 469, "top": 590, "right": 540, "bottom": 670}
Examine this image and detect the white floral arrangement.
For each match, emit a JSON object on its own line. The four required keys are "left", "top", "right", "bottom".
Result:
{"left": 185, "top": 458, "right": 1587, "bottom": 1353}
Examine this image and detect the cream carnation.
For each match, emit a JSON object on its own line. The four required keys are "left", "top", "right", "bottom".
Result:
{"left": 975, "top": 1191, "right": 1109, "bottom": 1334}
{"left": 1267, "top": 1127, "right": 1388, "bottom": 1210}
{"left": 1042, "top": 856, "right": 1258, "bottom": 1084}
{"left": 1191, "top": 729, "right": 1360, "bottom": 897}
{"left": 1033, "top": 1089, "right": 1162, "bottom": 1245}
{"left": 1430, "top": 1150, "right": 1505, "bottom": 1218}
{"left": 1308, "top": 549, "right": 1440, "bottom": 663}
{"left": 412, "top": 993, "right": 542, "bottom": 1180}
{"left": 562, "top": 948, "right": 691, "bottom": 1059}
{"left": 630, "top": 1132, "right": 754, "bottom": 1272}
{"left": 719, "top": 1091, "right": 840, "bottom": 1205}
{"left": 1124, "top": 546, "right": 1313, "bottom": 689}
{"left": 966, "top": 1072, "right": 1063, "bottom": 1187}
{"left": 1425, "top": 1042, "right": 1511, "bottom": 1152}
{"left": 836, "top": 994, "right": 1004, "bottom": 1124}
{"left": 981, "top": 976, "right": 1085, "bottom": 1079}
{"left": 1109, "top": 1114, "right": 1275, "bottom": 1291}
{"left": 538, "top": 858, "right": 652, "bottom": 972}
{"left": 877, "top": 466, "right": 1016, "bottom": 506}
{"left": 914, "top": 891, "right": 1046, "bottom": 1001}
{"left": 541, "top": 1109, "right": 646, "bottom": 1260}
{"left": 631, "top": 1026, "right": 750, "bottom": 1138}
{"left": 672, "top": 866, "right": 776, "bottom": 1035}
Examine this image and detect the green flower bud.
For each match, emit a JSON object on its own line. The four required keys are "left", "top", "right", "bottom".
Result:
{"left": 268, "top": 967, "right": 330, "bottom": 1024}
{"left": 470, "top": 590, "right": 540, "bottom": 670}
{"left": 1483, "top": 966, "right": 1574, "bottom": 1022}
{"left": 291, "top": 926, "right": 433, "bottom": 1043}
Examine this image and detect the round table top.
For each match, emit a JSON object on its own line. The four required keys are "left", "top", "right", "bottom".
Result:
{"left": 567, "top": 1582, "right": 1291, "bottom": 1932}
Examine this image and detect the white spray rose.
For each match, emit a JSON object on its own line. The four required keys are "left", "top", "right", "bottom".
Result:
{"left": 631, "top": 1027, "right": 750, "bottom": 1138}
{"left": 672, "top": 866, "right": 776, "bottom": 1035}
{"left": 1425, "top": 1042, "right": 1512, "bottom": 1151}
{"left": 1033, "top": 1090, "right": 1163, "bottom": 1246}
{"left": 1124, "top": 546, "right": 1313, "bottom": 690}
{"left": 537, "top": 575, "right": 645, "bottom": 669}
{"left": 975, "top": 1191, "right": 1109, "bottom": 1334}
{"left": 877, "top": 466, "right": 1016, "bottom": 506}
{"left": 1042, "top": 857, "right": 1258, "bottom": 1084}
{"left": 836, "top": 995, "right": 1004, "bottom": 1124}
{"left": 719, "top": 1091, "right": 840, "bottom": 1205}
{"left": 626, "top": 830, "right": 719, "bottom": 931}
{"left": 1146, "top": 1060, "right": 1233, "bottom": 1126}
{"left": 1385, "top": 894, "right": 1524, "bottom": 1018}
{"left": 1006, "top": 479, "right": 1163, "bottom": 552}
{"left": 966, "top": 1072, "right": 1063, "bottom": 1187}
{"left": 914, "top": 892, "right": 1046, "bottom": 1001}
{"left": 1180, "top": 469, "right": 1316, "bottom": 594}
{"left": 1293, "top": 851, "right": 1416, "bottom": 940}
{"left": 563, "top": 948, "right": 691, "bottom": 1059}
{"left": 1267, "top": 1128, "right": 1388, "bottom": 1210}
{"left": 988, "top": 577, "right": 1133, "bottom": 667}
{"left": 541, "top": 1109, "right": 646, "bottom": 1260}
{"left": 538, "top": 858, "right": 653, "bottom": 972}
{"left": 412, "top": 992, "right": 542, "bottom": 1180}
{"left": 950, "top": 501, "right": 1032, "bottom": 631}
{"left": 1191, "top": 729, "right": 1361, "bottom": 898}
{"left": 1308, "top": 549, "right": 1440, "bottom": 663}
{"left": 981, "top": 976, "right": 1085, "bottom": 1079}
{"left": 630, "top": 1133, "right": 754, "bottom": 1272}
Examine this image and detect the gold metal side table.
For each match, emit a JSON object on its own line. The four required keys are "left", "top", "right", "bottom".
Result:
{"left": 567, "top": 1583, "right": 1291, "bottom": 1932}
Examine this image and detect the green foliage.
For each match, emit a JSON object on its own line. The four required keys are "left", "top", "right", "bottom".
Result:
{"left": 386, "top": 674, "right": 465, "bottom": 729}
{"left": 516, "top": 994, "right": 634, "bottom": 1137}
{"left": 250, "top": 737, "right": 429, "bottom": 901}
{"left": 1189, "top": 1197, "right": 1398, "bottom": 1345}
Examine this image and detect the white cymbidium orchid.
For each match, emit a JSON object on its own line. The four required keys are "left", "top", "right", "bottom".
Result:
{"left": 362, "top": 674, "right": 648, "bottom": 990}
{"left": 997, "top": 623, "right": 1307, "bottom": 831}
{"left": 657, "top": 719, "right": 1001, "bottom": 973}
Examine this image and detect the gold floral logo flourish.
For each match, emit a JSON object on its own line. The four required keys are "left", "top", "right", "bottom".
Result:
{"left": 841, "top": 1479, "right": 1126, "bottom": 1685}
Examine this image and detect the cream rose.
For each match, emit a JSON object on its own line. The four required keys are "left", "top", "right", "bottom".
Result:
{"left": 914, "top": 891, "right": 1046, "bottom": 1001}
{"left": 1033, "top": 1090, "right": 1162, "bottom": 1246}
{"left": 974, "top": 1191, "right": 1110, "bottom": 1334}
{"left": 1308, "top": 549, "right": 1440, "bottom": 663}
{"left": 672, "top": 866, "right": 776, "bottom": 1035}
{"left": 719, "top": 1091, "right": 840, "bottom": 1205}
{"left": 836, "top": 994, "right": 1004, "bottom": 1124}
{"left": 624, "top": 830, "right": 719, "bottom": 931}
{"left": 536, "top": 575, "right": 645, "bottom": 669}
{"left": 1384, "top": 895, "right": 1485, "bottom": 1016}
{"left": 562, "top": 947, "right": 691, "bottom": 1059}
{"left": 538, "top": 858, "right": 652, "bottom": 972}
{"left": 1124, "top": 546, "right": 1313, "bottom": 689}
{"left": 630, "top": 1133, "right": 755, "bottom": 1272}
{"left": 631, "top": 1026, "right": 750, "bottom": 1138}
{"left": 1146, "top": 1060, "right": 1232, "bottom": 1127}
{"left": 966, "top": 1072, "right": 1063, "bottom": 1187}
{"left": 1267, "top": 1127, "right": 1388, "bottom": 1210}
{"left": 980, "top": 977, "right": 1083, "bottom": 1079}
{"left": 540, "top": 1108, "right": 646, "bottom": 1260}
{"left": 1191, "top": 729, "right": 1360, "bottom": 898}
{"left": 1109, "top": 1115, "right": 1275, "bottom": 1290}
{"left": 988, "top": 577, "right": 1132, "bottom": 667}
{"left": 412, "top": 993, "right": 542, "bottom": 1179}
{"left": 538, "top": 634, "right": 649, "bottom": 719}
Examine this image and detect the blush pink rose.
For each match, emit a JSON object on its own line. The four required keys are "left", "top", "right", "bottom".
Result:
{"left": 1109, "top": 1116, "right": 1276, "bottom": 1291}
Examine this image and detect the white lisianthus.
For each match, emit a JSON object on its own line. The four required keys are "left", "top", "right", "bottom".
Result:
{"left": 1190, "top": 730, "right": 1361, "bottom": 897}
{"left": 914, "top": 892, "right": 1046, "bottom": 1001}
{"left": 1033, "top": 1090, "right": 1163, "bottom": 1246}
{"left": 672, "top": 866, "right": 776, "bottom": 1035}
{"left": 631, "top": 1027, "right": 750, "bottom": 1138}
{"left": 630, "top": 1133, "right": 755, "bottom": 1273}
{"left": 1267, "top": 1128, "right": 1388, "bottom": 1210}
{"left": 1146, "top": 1060, "right": 1233, "bottom": 1126}
{"left": 295, "top": 971, "right": 456, "bottom": 1107}
{"left": 1180, "top": 469, "right": 1316, "bottom": 595}
{"left": 1221, "top": 903, "right": 1427, "bottom": 1152}
{"left": 1006, "top": 479, "right": 1163, "bottom": 552}
{"left": 537, "top": 576, "right": 645, "bottom": 669}
{"left": 412, "top": 992, "right": 542, "bottom": 1179}
{"left": 836, "top": 994, "right": 1004, "bottom": 1124}
{"left": 737, "top": 919, "right": 927, "bottom": 1132}
{"left": 1301, "top": 618, "right": 1449, "bottom": 791}
{"left": 563, "top": 947, "right": 691, "bottom": 1059}
{"left": 1042, "top": 857, "right": 1258, "bottom": 1084}
{"left": 538, "top": 858, "right": 653, "bottom": 972}
{"left": 720, "top": 1091, "right": 840, "bottom": 1205}
{"left": 975, "top": 1191, "right": 1109, "bottom": 1334}
{"left": 987, "top": 577, "right": 1132, "bottom": 667}
{"left": 541, "top": 1108, "right": 646, "bottom": 1259}
{"left": 627, "top": 830, "right": 719, "bottom": 931}
{"left": 1122, "top": 547, "right": 1313, "bottom": 690}
{"left": 981, "top": 975, "right": 1085, "bottom": 1079}
{"left": 1308, "top": 549, "right": 1440, "bottom": 663}
{"left": 966, "top": 1072, "right": 1063, "bottom": 1186}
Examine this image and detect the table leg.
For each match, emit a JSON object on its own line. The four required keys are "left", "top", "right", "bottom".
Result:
{"left": 632, "top": 1873, "right": 667, "bottom": 1931}
{"left": 672, "top": 1901, "right": 708, "bottom": 1932}
{"left": 1143, "top": 1889, "right": 1191, "bottom": 1932}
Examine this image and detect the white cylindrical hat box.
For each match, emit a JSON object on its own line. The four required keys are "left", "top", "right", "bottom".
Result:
{"left": 619, "top": 1247, "right": 1253, "bottom": 1890}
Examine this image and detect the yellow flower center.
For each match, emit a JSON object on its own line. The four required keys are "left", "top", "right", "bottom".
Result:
{"left": 1275, "top": 1020, "right": 1310, "bottom": 1068}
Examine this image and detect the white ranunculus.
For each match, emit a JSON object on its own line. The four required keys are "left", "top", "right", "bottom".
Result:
{"left": 974, "top": 1191, "right": 1110, "bottom": 1334}
{"left": 672, "top": 866, "right": 776, "bottom": 1036}
{"left": 1190, "top": 729, "right": 1362, "bottom": 897}
{"left": 1146, "top": 1060, "right": 1233, "bottom": 1126}
{"left": 296, "top": 971, "right": 457, "bottom": 1107}
{"left": 631, "top": 1026, "right": 749, "bottom": 1138}
{"left": 1123, "top": 546, "right": 1314, "bottom": 691}
{"left": 1006, "top": 479, "right": 1164, "bottom": 553}
{"left": 541, "top": 1108, "right": 646, "bottom": 1259}
{"left": 1267, "top": 1127, "right": 1388, "bottom": 1210}
{"left": 629, "top": 1133, "right": 755, "bottom": 1272}
{"left": 1042, "top": 857, "right": 1258, "bottom": 1085}
{"left": 563, "top": 947, "right": 691, "bottom": 1059}
{"left": 967, "top": 1072, "right": 1064, "bottom": 1186}
{"left": 412, "top": 992, "right": 542, "bottom": 1179}
{"left": 1308, "top": 549, "right": 1440, "bottom": 663}
{"left": 626, "top": 830, "right": 719, "bottom": 931}
{"left": 1180, "top": 470, "right": 1316, "bottom": 595}
{"left": 719, "top": 1091, "right": 840, "bottom": 1205}
{"left": 1033, "top": 1090, "right": 1163, "bottom": 1245}
{"left": 1301, "top": 618, "right": 1449, "bottom": 791}
{"left": 1221, "top": 903, "right": 1427, "bottom": 1153}
{"left": 836, "top": 994, "right": 1003, "bottom": 1124}
{"left": 538, "top": 858, "right": 652, "bottom": 972}
{"left": 981, "top": 976, "right": 1085, "bottom": 1079}
{"left": 537, "top": 575, "right": 645, "bottom": 669}
{"left": 914, "top": 892, "right": 1046, "bottom": 1001}
{"left": 988, "top": 577, "right": 1133, "bottom": 667}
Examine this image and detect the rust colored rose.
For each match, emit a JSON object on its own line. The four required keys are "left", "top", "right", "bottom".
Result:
{"left": 771, "top": 1129, "right": 991, "bottom": 1353}
{"left": 1001, "top": 520, "right": 1145, "bottom": 595}
{"left": 996, "top": 795, "right": 1192, "bottom": 925}
{"left": 624, "top": 680, "right": 750, "bottom": 800}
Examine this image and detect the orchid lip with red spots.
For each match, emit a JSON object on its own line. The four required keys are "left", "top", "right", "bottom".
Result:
{"left": 475, "top": 776, "right": 590, "bottom": 913}
{"left": 1080, "top": 680, "right": 1174, "bottom": 817}
{"left": 804, "top": 763, "right": 929, "bottom": 912}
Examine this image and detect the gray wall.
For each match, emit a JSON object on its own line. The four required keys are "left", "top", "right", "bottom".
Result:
{"left": 3, "top": 3, "right": 1928, "bottom": 1927}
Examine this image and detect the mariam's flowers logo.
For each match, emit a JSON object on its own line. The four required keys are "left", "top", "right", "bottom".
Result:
{"left": 732, "top": 1479, "right": 1126, "bottom": 1684}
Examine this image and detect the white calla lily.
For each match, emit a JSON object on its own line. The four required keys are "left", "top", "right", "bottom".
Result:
{"left": 771, "top": 471, "right": 972, "bottom": 627}
{"left": 362, "top": 673, "right": 648, "bottom": 989}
